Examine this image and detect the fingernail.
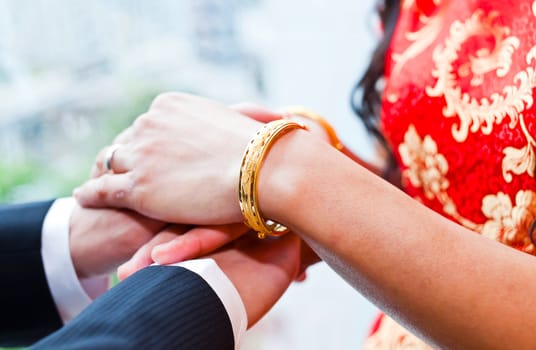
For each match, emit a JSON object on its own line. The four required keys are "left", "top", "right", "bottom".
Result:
{"left": 151, "top": 243, "right": 168, "bottom": 262}
{"left": 152, "top": 242, "right": 187, "bottom": 265}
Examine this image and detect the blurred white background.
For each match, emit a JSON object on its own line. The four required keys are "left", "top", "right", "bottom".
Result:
{"left": 0, "top": 0, "right": 380, "bottom": 348}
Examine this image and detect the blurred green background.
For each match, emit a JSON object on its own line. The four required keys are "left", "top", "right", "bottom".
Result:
{"left": 0, "top": 89, "right": 157, "bottom": 203}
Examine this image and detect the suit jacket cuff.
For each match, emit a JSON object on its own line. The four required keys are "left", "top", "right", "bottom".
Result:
{"left": 173, "top": 259, "right": 248, "bottom": 349}
{"left": 31, "top": 265, "right": 238, "bottom": 349}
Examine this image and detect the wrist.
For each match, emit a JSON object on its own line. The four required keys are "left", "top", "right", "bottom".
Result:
{"left": 68, "top": 205, "right": 87, "bottom": 278}
{"left": 256, "top": 129, "right": 330, "bottom": 227}
{"left": 238, "top": 120, "right": 307, "bottom": 238}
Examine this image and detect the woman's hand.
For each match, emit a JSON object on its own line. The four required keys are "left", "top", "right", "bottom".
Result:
{"left": 117, "top": 223, "right": 250, "bottom": 280}
{"left": 115, "top": 223, "right": 293, "bottom": 324}
{"left": 74, "top": 94, "right": 342, "bottom": 226}
{"left": 106, "top": 224, "right": 303, "bottom": 329}
{"left": 74, "top": 93, "right": 263, "bottom": 225}
{"left": 117, "top": 222, "right": 321, "bottom": 282}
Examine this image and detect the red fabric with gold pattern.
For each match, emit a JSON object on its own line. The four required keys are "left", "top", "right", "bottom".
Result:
{"left": 364, "top": 0, "right": 536, "bottom": 348}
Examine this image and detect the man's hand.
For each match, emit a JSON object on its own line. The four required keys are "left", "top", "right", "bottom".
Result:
{"left": 203, "top": 233, "right": 301, "bottom": 327}
{"left": 115, "top": 223, "right": 303, "bottom": 327}
{"left": 69, "top": 204, "right": 166, "bottom": 279}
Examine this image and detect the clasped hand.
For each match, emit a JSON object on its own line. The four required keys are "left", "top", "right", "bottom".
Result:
{"left": 71, "top": 93, "right": 323, "bottom": 326}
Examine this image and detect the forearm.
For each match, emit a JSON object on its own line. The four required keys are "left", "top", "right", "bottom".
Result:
{"left": 69, "top": 92, "right": 535, "bottom": 348}
{"left": 260, "top": 130, "right": 536, "bottom": 349}
{"left": 339, "top": 142, "right": 402, "bottom": 188}
{"left": 339, "top": 144, "right": 381, "bottom": 175}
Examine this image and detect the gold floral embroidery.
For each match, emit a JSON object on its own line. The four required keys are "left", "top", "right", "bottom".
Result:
{"left": 399, "top": 125, "right": 449, "bottom": 199}
{"left": 481, "top": 190, "right": 536, "bottom": 253}
{"left": 398, "top": 126, "right": 478, "bottom": 229}
{"left": 398, "top": 125, "right": 536, "bottom": 252}
{"left": 426, "top": 10, "right": 536, "bottom": 181}
{"left": 372, "top": 4, "right": 536, "bottom": 350}
{"left": 391, "top": 0, "right": 446, "bottom": 77}
{"left": 391, "top": 14, "right": 443, "bottom": 77}
{"left": 426, "top": 10, "right": 528, "bottom": 142}
{"left": 502, "top": 114, "right": 536, "bottom": 182}
{"left": 386, "top": 0, "right": 446, "bottom": 105}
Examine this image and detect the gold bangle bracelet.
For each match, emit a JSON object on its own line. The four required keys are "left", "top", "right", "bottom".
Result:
{"left": 284, "top": 106, "right": 344, "bottom": 151}
{"left": 238, "top": 120, "right": 307, "bottom": 239}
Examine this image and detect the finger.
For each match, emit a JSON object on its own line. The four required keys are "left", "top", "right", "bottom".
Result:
{"left": 90, "top": 147, "right": 110, "bottom": 178}
{"left": 230, "top": 102, "right": 282, "bottom": 123}
{"left": 295, "top": 271, "right": 307, "bottom": 282}
{"left": 152, "top": 223, "right": 250, "bottom": 265}
{"left": 74, "top": 173, "right": 134, "bottom": 209}
{"left": 90, "top": 144, "right": 131, "bottom": 179}
{"left": 117, "top": 225, "right": 188, "bottom": 280}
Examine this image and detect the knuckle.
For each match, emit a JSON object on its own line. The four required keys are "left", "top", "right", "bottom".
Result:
{"left": 134, "top": 137, "right": 160, "bottom": 160}
{"left": 94, "top": 148, "right": 106, "bottom": 165}
{"left": 111, "top": 188, "right": 128, "bottom": 202}
{"left": 94, "top": 180, "right": 109, "bottom": 201}
{"left": 95, "top": 176, "right": 129, "bottom": 204}
{"left": 134, "top": 113, "right": 157, "bottom": 130}
{"left": 128, "top": 176, "right": 148, "bottom": 211}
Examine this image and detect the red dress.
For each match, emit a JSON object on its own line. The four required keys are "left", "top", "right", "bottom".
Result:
{"left": 364, "top": 0, "right": 536, "bottom": 347}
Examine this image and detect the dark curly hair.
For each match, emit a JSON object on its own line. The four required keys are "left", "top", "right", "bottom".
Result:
{"left": 351, "top": 0, "right": 400, "bottom": 182}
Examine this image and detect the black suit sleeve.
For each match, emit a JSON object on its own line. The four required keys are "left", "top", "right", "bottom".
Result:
{"left": 0, "top": 200, "right": 63, "bottom": 346}
{"left": 31, "top": 265, "right": 235, "bottom": 350}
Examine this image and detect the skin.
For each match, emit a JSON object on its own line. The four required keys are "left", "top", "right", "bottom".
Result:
{"left": 72, "top": 206, "right": 301, "bottom": 328}
{"left": 117, "top": 223, "right": 249, "bottom": 280}
{"left": 201, "top": 233, "right": 301, "bottom": 328}
{"left": 69, "top": 204, "right": 167, "bottom": 278}
{"left": 71, "top": 101, "right": 317, "bottom": 285}
{"left": 71, "top": 202, "right": 301, "bottom": 329}
{"left": 73, "top": 93, "right": 536, "bottom": 349}
{"left": 113, "top": 103, "right": 320, "bottom": 280}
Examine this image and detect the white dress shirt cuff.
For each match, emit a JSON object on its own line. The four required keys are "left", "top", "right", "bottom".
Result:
{"left": 173, "top": 259, "right": 248, "bottom": 350}
{"left": 41, "top": 197, "right": 109, "bottom": 323}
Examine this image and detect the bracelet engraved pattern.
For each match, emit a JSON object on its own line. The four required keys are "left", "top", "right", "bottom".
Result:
{"left": 284, "top": 106, "right": 344, "bottom": 151}
{"left": 238, "top": 120, "right": 307, "bottom": 239}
